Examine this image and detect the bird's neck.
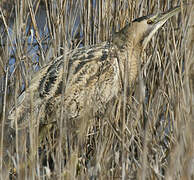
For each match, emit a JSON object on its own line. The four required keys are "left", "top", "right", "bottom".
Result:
{"left": 112, "top": 23, "right": 143, "bottom": 51}
{"left": 112, "top": 26, "right": 143, "bottom": 85}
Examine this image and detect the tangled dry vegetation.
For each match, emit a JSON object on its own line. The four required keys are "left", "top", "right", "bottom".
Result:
{"left": 0, "top": 0, "right": 194, "bottom": 179}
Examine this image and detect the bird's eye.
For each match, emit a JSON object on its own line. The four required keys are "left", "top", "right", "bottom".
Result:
{"left": 147, "top": 20, "right": 153, "bottom": 24}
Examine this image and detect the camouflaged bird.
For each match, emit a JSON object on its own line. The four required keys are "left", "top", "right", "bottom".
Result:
{"left": 8, "top": 7, "right": 181, "bottom": 129}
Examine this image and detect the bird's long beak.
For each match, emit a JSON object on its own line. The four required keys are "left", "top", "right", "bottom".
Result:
{"left": 142, "top": 6, "right": 181, "bottom": 49}
{"left": 157, "top": 6, "right": 181, "bottom": 23}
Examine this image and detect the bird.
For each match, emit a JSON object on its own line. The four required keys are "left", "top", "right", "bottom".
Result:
{"left": 0, "top": 6, "right": 182, "bottom": 177}
{"left": 6, "top": 6, "right": 181, "bottom": 146}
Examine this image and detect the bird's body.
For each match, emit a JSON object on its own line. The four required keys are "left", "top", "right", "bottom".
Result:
{"left": 9, "top": 38, "right": 141, "bottom": 125}
{"left": 9, "top": 42, "right": 119, "bottom": 124}
{"left": 8, "top": 6, "right": 181, "bottom": 131}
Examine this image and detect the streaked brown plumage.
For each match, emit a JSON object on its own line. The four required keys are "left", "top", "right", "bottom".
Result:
{"left": 6, "top": 7, "right": 181, "bottom": 147}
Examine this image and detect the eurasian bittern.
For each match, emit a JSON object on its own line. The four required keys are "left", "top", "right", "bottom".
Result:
{"left": 8, "top": 6, "right": 180, "bottom": 131}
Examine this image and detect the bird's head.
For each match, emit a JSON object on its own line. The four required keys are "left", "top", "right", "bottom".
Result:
{"left": 135, "top": 6, "right": 181, "bottom": 49}
{"left": 113, "top": 6, "right": 181, "bottom": 50}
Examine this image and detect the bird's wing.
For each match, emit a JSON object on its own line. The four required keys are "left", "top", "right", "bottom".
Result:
{"left": 37, "top": 42, "right": 112, "bottom": 98}
{"left": 8, "top": 41, "right": 116, "bottom": 123}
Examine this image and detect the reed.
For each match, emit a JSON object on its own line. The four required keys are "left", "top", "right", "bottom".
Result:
{"left": 0, "top": 0, "right": 193, "bottom": 179}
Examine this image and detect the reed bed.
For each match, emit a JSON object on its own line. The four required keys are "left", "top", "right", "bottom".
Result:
{"left": 0, "top": 0, "right": 193, "bottom": 179}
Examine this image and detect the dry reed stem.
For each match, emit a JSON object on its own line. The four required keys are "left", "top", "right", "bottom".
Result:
{"left": 0, "top": 0, "right": 193, "bottom": 179}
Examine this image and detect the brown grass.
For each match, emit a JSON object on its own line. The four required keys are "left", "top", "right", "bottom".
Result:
{"left": 0, "top": 0, "right": 194, "bottom": 179}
